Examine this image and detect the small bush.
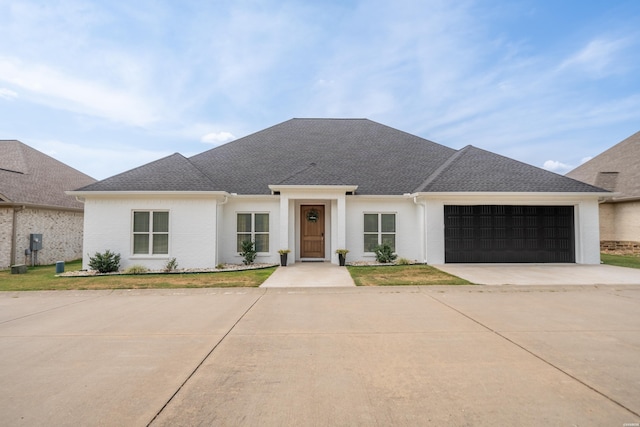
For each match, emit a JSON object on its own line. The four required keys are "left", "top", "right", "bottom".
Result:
{"left": 88, "top": 250, "right": 121, "bottom": 273}
{"left": 164, "top": 257, "right": 178, "bottom": 272}
{"left": 125, "top": 265, "right": 149, "bottom": 275}
{"left": 216, "top": 263, "right": 225, "bottom": 270}
{"left": 239, "top": 240, "right": 257, "bottom": 265}
{"left": 396, "top": 257, "right": 411, "bottom": 265}
{"left": 373, "top": 244, "right": 397, "bottom": 263}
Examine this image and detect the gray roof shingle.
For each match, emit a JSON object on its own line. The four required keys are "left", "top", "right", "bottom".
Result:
{"left": 77, "top": 153, "right": 218, "bottom": 192}
{"left": 420, "top": 145, "right": 605, "bottom": 193}
{"left": 74, "top": 118, "right": 608, "bottom": 195}
{"left": 0, "top": 140, "right": 96, "bottom": 209}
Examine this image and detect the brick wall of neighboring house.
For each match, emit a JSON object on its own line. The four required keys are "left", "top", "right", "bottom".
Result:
{"left": 0, "top": 208, "right": 13, "bottom": 269}
{"left": 4, "top": 208, "right": 85, "bottom": 268}
{"left": 599, "top": 200, "right": 640, "bottom": 255}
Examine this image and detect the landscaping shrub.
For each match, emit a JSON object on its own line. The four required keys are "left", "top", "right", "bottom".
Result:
{"left": 164, "top": 257, "right": 179, "bottom": 272}
{"left": 373, "top": 244, "right": 397, "bottom": 263}
{"left": 396, "top": 257, "right": 411, "bottom": 265}
{"left": 88, "top": 250, "right": 121, "bottom": 273}
{"left": 239, "top": 240, "right": 257, "bottom": 265}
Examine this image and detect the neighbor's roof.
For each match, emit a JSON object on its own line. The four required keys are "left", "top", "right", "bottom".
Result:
{"left": 0, "top": 140, "right": 96, "bottom": 209}
{"left": 76, "top": 118, "right": 605, "bottom": 195}
{"left": 566, "top": 130, "right": 640, "bottom": 201}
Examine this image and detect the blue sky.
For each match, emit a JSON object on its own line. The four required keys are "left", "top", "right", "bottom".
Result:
{"left": 1, "top": 0, "right": 639, "bottom": 180}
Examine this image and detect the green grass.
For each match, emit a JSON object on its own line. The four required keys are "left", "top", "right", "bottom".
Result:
{"left": 0, "top": 260, "right": 276, "bottom": 291}
{"left": 347, "top": 264, "right": 471, "bottom": 286}
{"left": 600, "top": 253, "right": 640, "bottom": 269}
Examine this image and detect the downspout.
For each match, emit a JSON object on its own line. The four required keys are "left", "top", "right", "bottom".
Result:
{"left": 413, "top": 197, "right": 428, "bottom": 263}
{"left": 10, "top": 205, "right": 25, "bottom": 266}
{"left": 215, "top": 196, "right": 229, "bottom": 266}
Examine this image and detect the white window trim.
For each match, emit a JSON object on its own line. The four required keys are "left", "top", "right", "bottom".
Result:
{"left": 131, "top": 210, "right": 170, "bottom": 257}
{"left": 236, "top": 212, "right": 271, "bottom": 254}
{"left": 363, "top": 212, "right": 397, "bottom": 253}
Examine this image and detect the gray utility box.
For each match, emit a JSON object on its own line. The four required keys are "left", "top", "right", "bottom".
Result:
{"left": 30, "top": 234, "right": 43, "bottom": 251}
{"left": 11, "top": 264, "right": 27, "bottom": 274}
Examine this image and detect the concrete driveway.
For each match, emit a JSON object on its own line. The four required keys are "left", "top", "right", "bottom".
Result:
{"left": 435, "top": 263, "right": 640, "bottom": 285}
{"left": 1, "top": 286, "right": 639, "bottom": 426}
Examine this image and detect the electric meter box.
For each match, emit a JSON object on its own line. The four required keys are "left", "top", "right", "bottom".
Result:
{"left": 30, "top": 234, "right": 43, "bottom": 251}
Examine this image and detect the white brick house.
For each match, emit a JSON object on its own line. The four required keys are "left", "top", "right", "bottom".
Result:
{"left": 0, "top": 140, "right": 96, "bottom": 268}
{"left": 69, "top": 119, "right": 608, "bottom": 270}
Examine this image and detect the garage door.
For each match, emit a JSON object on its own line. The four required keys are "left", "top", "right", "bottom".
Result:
{"left": 444, "top": 205, "right": 575, "bottom": 263}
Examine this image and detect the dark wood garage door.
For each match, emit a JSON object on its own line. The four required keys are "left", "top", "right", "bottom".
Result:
{"left": 444, "top": 205, "right": 575, "bottom": 263}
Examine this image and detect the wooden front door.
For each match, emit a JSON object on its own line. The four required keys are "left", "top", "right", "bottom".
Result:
{"left": 301, "top": 205, "right": 325, "bottom": 258}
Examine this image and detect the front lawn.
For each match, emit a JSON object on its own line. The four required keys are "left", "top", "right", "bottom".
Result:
{"left": 347, "top": 264, "right": 471, "bottom": 286}
{"left": 600, "top": 253, "right": 640, "bottom": 269}
{"left": 0, "top": 260, "right": 276, "bottom": 291}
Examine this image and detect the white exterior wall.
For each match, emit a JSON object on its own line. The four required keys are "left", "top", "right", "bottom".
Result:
{"left": 419, "top": 194, "right": 602, "bottom": 265}
{"left": 345, "top": 196, "right": 422, "bottom": 263}
{"left": 79, "top": 191, "right": 604, "bottom": 270}
{"left": 218, "top": 197, "right": 281, "bottom": 265}
{"left": 82, "top": 196, "right": 219, "bottom": 270}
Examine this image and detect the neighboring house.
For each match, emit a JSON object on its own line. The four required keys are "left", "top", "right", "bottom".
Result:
{"left": 69, "top": 119, "right": 608, "bottom": 270}
{"left": 0, "top": 140, "right": 96, "bottom": 269}
{"left": 567, "top": 130, "right": 640, "bottom": 254}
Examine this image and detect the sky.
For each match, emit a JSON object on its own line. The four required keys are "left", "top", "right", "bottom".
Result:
{"left": 1, "top": 0, "right": 639, "bottom": 181}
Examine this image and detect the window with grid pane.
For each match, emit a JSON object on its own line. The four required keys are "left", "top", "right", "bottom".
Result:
{"left": 364, "top": 213, "right": 396, "bottom": 252}
{"left": 133, "top": 211, "right": 169, "bottom": 255}
{"left": 237, "top": 213, "right": 270, "bottom": 252}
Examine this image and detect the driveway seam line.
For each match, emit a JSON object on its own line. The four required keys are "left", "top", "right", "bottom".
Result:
{"left": 424, "top": 292, "right": 640, "bottom": 419}
{"left": 0, "top": 291, "right": 112, "bottom": 326}
{"left": 146, "top": 289, "right": 267, "bottom": 426}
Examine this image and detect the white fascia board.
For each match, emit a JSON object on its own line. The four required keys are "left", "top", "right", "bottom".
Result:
{"left": 268, "top": 184, "right": 358, "bottom": 193}
{"left": 348, "top": 194, "right": 414, "bottom": 200}
{"left": 411, "top": 191, "right": 612, "bottom": 202}
{"left": 65, "top": 190, "right": 230, "bottom": 200}
{"left": 226, "top": 194, "right": 280, "bottom": 200}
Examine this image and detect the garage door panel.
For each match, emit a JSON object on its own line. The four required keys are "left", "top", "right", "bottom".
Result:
{"left": 444, "top": 205, "right": 575, "bottom": 263}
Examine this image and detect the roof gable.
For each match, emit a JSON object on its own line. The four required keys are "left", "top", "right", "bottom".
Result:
{"left": 420, "top": 145, "right": 605, "bottom": 193}
{"left": 567, "top": 131, "right": 640, "bottom": 199}
{"left": 0, "top": 140, "right": 96, "bottom": 208}
{"left": 76, "top": 153, "right": 217, "bottom": 192}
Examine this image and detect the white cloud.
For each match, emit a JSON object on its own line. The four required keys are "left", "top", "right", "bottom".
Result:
{"left": 558, "top": 37, "right": 629, "bottom": 77}
{"left": 543, "top": 160, "right": 573, "bottom": 174}
{"left": 201, "top": 131, "right": 236, "bottom": 144}
{"left": 0, "top": 87, "right": 18, "bottom": 100}
{"left": 0, "top": 56, "right": 158, "bottom": 126}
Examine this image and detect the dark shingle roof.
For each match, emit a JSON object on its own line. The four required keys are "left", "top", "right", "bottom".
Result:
{"left": 75, "top": 118, "right": 608, "bottom": 195}
{"left": 0, "top": 140, "right": 96, "bottom": 209}
{"left": 188, "top": 118, "right": 456, "bottom": 194}
{"left": 77, "top": 153, "right": 218, "bottom": 192}
{"left": 566, "top": 130, "right": 640, "bottom": 200}
{"left": 420, "top": 145, "right": 605, "bottom": 193}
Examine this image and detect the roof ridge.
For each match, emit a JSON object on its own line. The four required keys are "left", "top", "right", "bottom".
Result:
{"left": 181, "top": 153, "right": 220, "bottom": 187}
{"left": 413, "top": 145, "right": 472, "bottom": 193}
{"left": 275, "top": 162, "right": 317, "bottom": 184}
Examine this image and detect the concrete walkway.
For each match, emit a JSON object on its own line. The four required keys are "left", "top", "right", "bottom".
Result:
{"left": 434, "top": 263, "right": 640, "bottom": 285}
{"left": 260, "top": 261, "right": 355, "bottom": 287}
